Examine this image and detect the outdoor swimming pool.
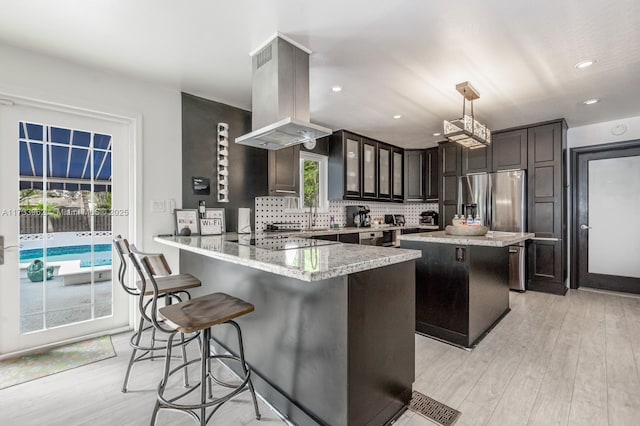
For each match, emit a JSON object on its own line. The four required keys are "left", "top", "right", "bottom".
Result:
{"left": 20, "top": 244, "right": 113, "bottom": 267}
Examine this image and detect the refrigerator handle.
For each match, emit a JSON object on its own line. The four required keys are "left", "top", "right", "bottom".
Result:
{"left": 487, "top": 175, "right": 493, "bottom": 229}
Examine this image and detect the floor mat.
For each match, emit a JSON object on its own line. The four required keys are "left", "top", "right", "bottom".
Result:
{"left": 0, "top": 335, "right": 115, "bottom": 390}
{"left": 409, "top": 390, "right": 461, "bottom": 426}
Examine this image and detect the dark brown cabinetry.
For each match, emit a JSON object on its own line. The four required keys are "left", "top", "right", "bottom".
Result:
{"left": 329, "top": 131, "right": 361, "bottom": 200}
{"left": 378, "top": 143, "right": 392, "bottom": 200}
{"left": 527, "top": 121, "right": 567, "bottom": 295}
{"left": 268, "top": 145, "right": 300, "bottom": 196}
{"left": 462, "top": 145, "right": 492, "bottom": 175}
{"left": 329, "top": 130, "right": 403, "bottom": 202}
{"left": 438, "top": 142, "right": 461, "bottom": 228}
{"left": 492, "top": 129, "right": 527, "bottom": 171}
{"left": 404, "top": 150, "right": 425, "bottom": 201}
{"left": 405, "top": 148, "right": 438, "bottom": 202}
{"left": 426, "top": 148, "right": 439, "bottom": 201}
{"left": 362, "top": 138, "right": 378, "bottom": 199}
{"left": 392, "top": 147, "right": 404, "bottom": 201}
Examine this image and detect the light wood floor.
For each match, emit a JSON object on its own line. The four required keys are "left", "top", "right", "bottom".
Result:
{"left": 1, "top": 289, "right": 639, "bottom": 425}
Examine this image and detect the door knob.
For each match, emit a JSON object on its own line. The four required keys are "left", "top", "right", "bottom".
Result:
{"left": 580, "top": 224, "right": 592, "bottom": 230}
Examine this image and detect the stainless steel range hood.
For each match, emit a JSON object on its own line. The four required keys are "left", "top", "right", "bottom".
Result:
{"left": 236, "top": 34, "right": 331, "bottom": 150}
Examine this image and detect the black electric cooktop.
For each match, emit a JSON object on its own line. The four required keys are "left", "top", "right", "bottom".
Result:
{"left": 226, "top": 236, "right": 338, "bottom": 251}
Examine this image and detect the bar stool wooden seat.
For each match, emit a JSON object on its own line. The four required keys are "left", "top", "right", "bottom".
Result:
{"left": 113, "top": 236, "right": 202, "bottom": 392}
{"left": 128, "top": 245, "right": 261, "bottom": 425}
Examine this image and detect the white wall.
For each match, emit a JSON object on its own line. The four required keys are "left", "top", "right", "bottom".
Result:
{"left": 568, "top": 115, "right": 640, "bottom": 148}
{"left": 565, "top": 115, "right": 640, "bottom": 286}
{"left": 0, "top": 43, "right": 182, "bottom": 269}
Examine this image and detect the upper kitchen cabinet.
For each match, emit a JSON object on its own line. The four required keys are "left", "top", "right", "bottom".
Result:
{"left": 329, "top": 130, "right": 361, "bottom": 199}
{"left": 425, "top": 147, "right": 439, "bottom": 201}
{"left": 438, "top": 141, "right": 461, "bottom": 228}
{"left": 492, "top": 129, "right": 527, "bottom": 171}
{"left": 527, "top": 120, "right": 567, "bottom": 295}
{"left": 362, "top": 138, "right": 378, "bottom": 199}
{"left": 378, "top": 143, "right": 392, "bottom": 200}
{"left": 461, "top": 144, "right": 492, "bottom": 175}
{"left": 268, "top": 145, "right": 300, "bottom": 196}
{"left": 392, "top": 147, "right": 404, "bottom": 201}
{"left": 329, "top": 130, "right": 402, "bottom": 202}
{"left": 404, "top": 150, "right": 425, "bottom": 201}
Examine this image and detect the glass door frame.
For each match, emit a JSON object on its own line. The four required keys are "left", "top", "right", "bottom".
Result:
{"left": 0, "top": 94, "right": 140, "bottom": 357}
{"left": 570, "top": 139, "right": 640, "bottom": 292}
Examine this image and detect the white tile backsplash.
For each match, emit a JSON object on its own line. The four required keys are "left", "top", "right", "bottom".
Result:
{"left": 255, "top": 197, "right": 438, "bottom": 231}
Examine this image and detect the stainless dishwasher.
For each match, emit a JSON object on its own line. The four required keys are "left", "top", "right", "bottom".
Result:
{"left": 358, "top": 231, "right": 384, "bottom": 246}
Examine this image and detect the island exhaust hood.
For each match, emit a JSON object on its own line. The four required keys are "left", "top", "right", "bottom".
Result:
{"left": 236, "top": 34, "right": 331, "bottom": 150}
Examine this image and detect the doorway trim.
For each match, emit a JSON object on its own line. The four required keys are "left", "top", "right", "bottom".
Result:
{"left": 570, "top": 138, "right": 640, "bottom": 290}
{"left": 0, "top": 92, "right": 142, "bottom": 356}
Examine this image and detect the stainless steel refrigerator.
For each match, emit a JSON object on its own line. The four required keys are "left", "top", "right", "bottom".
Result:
{"left": 458, "top": 170, "right": 527, "bottom": 291}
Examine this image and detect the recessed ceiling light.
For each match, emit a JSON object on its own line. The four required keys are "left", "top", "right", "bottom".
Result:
{"left": 583, "top": 98, "right": 600, "bottom": 105}
{"left": 432, "top": 132, "right": 442, "bottom": 137}
{"left": 393, "top": 114, "right": 402, "bottom": 119}
{"left": 331, "top": 86, "right": 342, "bottom": 92}
{"left": 575, "top": 60, "right": 595, "bottom": 69}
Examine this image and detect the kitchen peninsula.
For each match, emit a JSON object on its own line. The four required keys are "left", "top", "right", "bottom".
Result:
{"left": 399, "top": 231, "right": 534, "bottom": 348}
{"left": 155, "top": 234, "right": 421, "bottom": 426}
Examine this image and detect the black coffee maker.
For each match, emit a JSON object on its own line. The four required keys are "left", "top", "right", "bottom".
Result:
{"left": 346, "top": 205, "right": 371, "bottom": 228}
{"left": 420, "top": 210, "right": 439, "bottom": 226}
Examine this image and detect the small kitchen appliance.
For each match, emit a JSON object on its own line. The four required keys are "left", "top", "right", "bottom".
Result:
{"left": 420, "top": 211, "right": 438, "bottom": 226}
{"left": 238, "top": 208, "right": 252, "bottom": 234}
{"left": 393, "top": 214, "right": 406, "bottom": 226}
{"left": 346, "top": 205, "right": 371, "bottom": 228}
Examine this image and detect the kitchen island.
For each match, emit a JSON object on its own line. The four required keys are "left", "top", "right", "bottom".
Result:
{"left": 155, "top": 234, "right": 421, "bottom": 426}
{"left": 399, "top": 231, "right": 533, "bottom": 348}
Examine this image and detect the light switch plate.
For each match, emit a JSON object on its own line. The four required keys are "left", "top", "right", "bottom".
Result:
{"left": 151, "top": 200, "right": 166, "bottom": 213}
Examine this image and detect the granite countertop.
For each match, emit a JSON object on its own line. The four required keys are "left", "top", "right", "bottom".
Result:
{"left": 154, "top": 234, "right": 421, "bottom": 282}
{"left": 398, "top": 231, "right": 535, "bottom": 247}
{"left": 263, "top": 224, "right": 439, "bottom": 238}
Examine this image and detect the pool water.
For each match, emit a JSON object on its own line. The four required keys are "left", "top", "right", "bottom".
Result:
{"left": 20, "top": 244, "right": 112, "bottom": 267}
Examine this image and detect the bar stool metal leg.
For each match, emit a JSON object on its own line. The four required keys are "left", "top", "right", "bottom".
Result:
{"left": 229, "top": 321, "right": 261, "bottom": 421}
{"left": 122, "top": 315, "right": 146, "bottom": 392}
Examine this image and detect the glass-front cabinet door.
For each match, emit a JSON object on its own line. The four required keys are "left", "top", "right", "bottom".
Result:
{"left": 345, "top": 136, "right": 360, "bottom": 197}
{"left": 378, "top": 144, "right": 391, "bottom": 199}
{"left": 362, "top": 139, "right": 377, "bottom": 198}
{"left": 393, "top": 149, "right": 404, "bottom": 200}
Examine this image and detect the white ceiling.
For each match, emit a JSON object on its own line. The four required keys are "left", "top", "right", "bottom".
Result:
{"left": 1, "top": 0, "right": 639, "bottom": 148}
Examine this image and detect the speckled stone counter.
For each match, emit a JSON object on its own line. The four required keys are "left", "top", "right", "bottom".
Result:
{"left": 155, "top": 234, "right": 420, "bottom": 282}
{"left": 155, "top": 233, "right": 418, "bottom": 425}
{"left": 398, "top": 230, "right": 534, "bottom": 247}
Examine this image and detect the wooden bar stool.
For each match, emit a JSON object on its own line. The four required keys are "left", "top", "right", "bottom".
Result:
{"left": 113, "top": 236, "right": 201, "bottom": 392}
{"left": 128, "top": 245, "right": 261, "bottom": 425}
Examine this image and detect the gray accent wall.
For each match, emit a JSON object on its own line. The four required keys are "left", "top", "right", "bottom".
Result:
{"left": 182, "top": 92, "right": 268, "bottom": 232}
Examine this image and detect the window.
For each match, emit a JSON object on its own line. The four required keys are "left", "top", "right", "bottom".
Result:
{"left": 299, "top": 151, "right": 328, "bottom": 211}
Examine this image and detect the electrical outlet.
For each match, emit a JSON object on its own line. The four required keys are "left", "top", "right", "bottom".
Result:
{"left": 151, "top": 200, "right": 166, "bottom": 213}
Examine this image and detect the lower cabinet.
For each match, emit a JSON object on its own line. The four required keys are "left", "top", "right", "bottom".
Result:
{"left": 339, "top": 233, "right": 360, "bottom": 244}
{"left": 527, "top": 239, "right": 566, "bottom": 295}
